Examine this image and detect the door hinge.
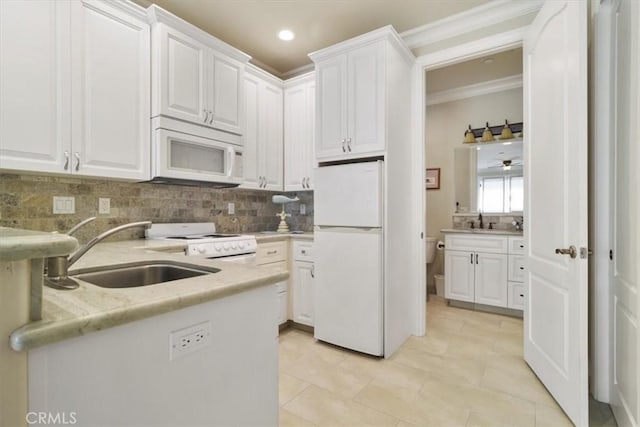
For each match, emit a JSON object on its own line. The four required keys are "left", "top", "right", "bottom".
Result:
{"left": 420, "top": 232, "right": 424, "bottom": 239}
{"left": 609, "top": 250, "right": 613, "bottom": 260}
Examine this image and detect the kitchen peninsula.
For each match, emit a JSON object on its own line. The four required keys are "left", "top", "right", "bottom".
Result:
{"left": 1, "top": 227, "right": 286, "bottom": 426}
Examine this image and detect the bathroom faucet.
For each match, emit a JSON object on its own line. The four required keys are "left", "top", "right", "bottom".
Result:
{"left": 478, "top": 213, "right": 484, "bottom": 229}
{"left": 45, "top": 221, "right": 152, "bottom": 290}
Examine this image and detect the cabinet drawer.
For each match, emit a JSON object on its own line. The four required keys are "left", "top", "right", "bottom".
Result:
{"left": 445, "top": 234, "right": 508, "bottom": 254}
{"left": 508, "top": 237, "right": 525, "bottom": 255}
{"left": 508, "top": 282, "right": 526, "bottom": 310}
{"left": 256, "top": 241, "right": 287, "bottom": 265}
{"left": 293, "top": 241, "right": 314, "bottom": 261}
{"left": 508, "top": 255, "right": 525, "bottom": 282}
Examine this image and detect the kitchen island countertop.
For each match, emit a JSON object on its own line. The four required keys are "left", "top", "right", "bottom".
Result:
{"left": 9, "top": 239, "right": 288, "bottom": 352}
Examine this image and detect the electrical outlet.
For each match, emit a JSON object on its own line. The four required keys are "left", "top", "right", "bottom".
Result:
{"left": 53, "top": 196, "right": 75, "bottom": 214}
{"left": 169, "top": 321, "right": 212, "bottom": 360}
{"left": 228, "top": 202, "right": 235, "bottom": 215}
{"left": 300, "top": 203, "right": 306, "bottom": 215}
{"left": 98, "top": 198, "right": 110, "bottom": 214}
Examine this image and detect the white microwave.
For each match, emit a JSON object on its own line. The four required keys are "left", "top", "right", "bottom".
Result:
{"left": 151, "top": 128, "right": 243, "bottom": 187}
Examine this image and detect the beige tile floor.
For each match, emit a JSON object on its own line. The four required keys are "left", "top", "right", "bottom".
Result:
{"left": 278, "top": 296, "right": 575, "bottom": 427}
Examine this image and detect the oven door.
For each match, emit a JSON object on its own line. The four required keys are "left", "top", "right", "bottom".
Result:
{"left": 153, "top": 129, "right": 243, "bottom": 185}
{"left": 213, "top": 253, "right": 257, "bottom": 266}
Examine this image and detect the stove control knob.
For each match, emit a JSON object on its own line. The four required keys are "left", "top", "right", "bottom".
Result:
{"left": 224, "top": 243, "right": 230, "bottom": 250}
{"left": 231, "top": 242, "right": 238, "bottom": 249}
{"left": 197, "top": 246, "right": 206, "bottom": 254}
{"left": 215, "top": 244, "right": 222, "bottom": 251}
{"left": 238, "top": 242, "right": 245, "bottom": 249}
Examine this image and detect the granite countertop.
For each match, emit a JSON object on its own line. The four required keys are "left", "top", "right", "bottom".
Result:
{"left": 9, "top": 239, "right": 288, "bottom": 352}
{"left": 0, "top": 227, "right": 78, "bottom": 261}
{"left": 441, "top": 228, "right": 524, "bottom": 236}
{"left": 254, "top": 231, "right": 314, "bottom": 243}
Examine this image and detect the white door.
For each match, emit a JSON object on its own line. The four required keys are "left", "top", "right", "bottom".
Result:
{"left": 523, "top": 1, "right": 588, "bottom": 425}
{"left": 261, "top": 83, "right": 283, "bottom": 190}
{"left": 474, "top": 252, "right": 508, "bottom": 308}
{"left": 314, "top": 228, "right": 383, "bottom": 356}
{"left": 157, "top": 25, "right": 207, "bottom": 125}
{"left": 70, "top": 0, "right": 150, "bottom": 180}
{"left": 292, "top": 261, "right": 314, "bottom": 327}
{"left": 0, "top": 0, "right": 71, "bottom": 174}
{"left": 610, "top": 0, "right": 639, "bottom": 425}
{"left": 315, "top": 55, "right": 347, "bottom": 159}
{"left": 444, "top": 251, "right": 474, "bottom": 303}
{"left": 210, "top": 54, "right": 243, "bottom": 135}
{"left": 347, "top": 42, "right": 385, "bottom": 155}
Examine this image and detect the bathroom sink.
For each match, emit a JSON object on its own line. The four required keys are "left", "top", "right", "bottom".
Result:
{"left": 71, "top": 261, "right": 219, "bottom": 288}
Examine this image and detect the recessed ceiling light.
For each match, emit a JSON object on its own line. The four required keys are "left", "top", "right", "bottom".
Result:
{"left": 482, "top": 58, "right": 495, "bottom": 65}
{"left": 278, "top": 30, "right": 295, "bottom": 41}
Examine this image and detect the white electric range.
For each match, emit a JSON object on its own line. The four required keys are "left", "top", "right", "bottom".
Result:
{"left": 145, "top": 223, "right": 257, "bottom": 262}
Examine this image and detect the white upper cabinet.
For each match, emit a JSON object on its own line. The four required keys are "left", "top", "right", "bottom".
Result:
{"left": 148, "top": 6, "right": 250, "bottom": 137}
{"left": 0, "top": 0, "right": 150, "bottom": 180}
{"left": 241, "top": 67, "right": 283, "bottom": 191}
{"left": 310, "top": 27, "right": 413, "bottom": 161}
{"left": 284, "top": 73, "right": 315, "bottom": 191}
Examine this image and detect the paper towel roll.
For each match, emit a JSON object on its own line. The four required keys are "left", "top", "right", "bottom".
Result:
{"left": 436, "top": 240, "right": 445, "bottom": 250}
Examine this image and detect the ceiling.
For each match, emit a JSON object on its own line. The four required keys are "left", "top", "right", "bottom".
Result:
{"left": 134, "top": 0, "right": 491, "bottom": 77}
{"left": 427, "top": 48, "right": 523, "bottom": 94}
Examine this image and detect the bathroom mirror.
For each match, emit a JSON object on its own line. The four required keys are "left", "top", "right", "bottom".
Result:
{"left": 454, "top": 140, "right": 524, "bottom": 213}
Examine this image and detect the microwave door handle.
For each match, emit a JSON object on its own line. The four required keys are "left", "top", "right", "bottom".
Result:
{"left": 227, "top": 147, "right": 235, "bottom": 177}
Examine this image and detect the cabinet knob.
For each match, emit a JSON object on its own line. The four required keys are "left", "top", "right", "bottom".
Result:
{"left": 519, "top": 294, "right": 524, "bottom": 297}
{"left": 520, "top": 266, "right": 524, "bottom": 270}
{"left": 341, "top": 138, "right": 346, "bottom": 152}
{"left": 208, "top": 110, "right": 214, "bottom": 125}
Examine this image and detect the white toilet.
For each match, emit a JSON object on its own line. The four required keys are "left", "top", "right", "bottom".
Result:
{"left": 426, "top": 236, "right": 437, "bottom": 265}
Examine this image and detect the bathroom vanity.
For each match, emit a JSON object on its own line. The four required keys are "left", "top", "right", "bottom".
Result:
{"left": 442, "top": 229, "right": 524, "bottom": 313}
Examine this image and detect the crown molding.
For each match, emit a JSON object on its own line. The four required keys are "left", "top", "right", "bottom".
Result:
{"left": 281, "top": 63, "right": 315, "bottom": 80}
{"left": 283, "top": 71, "right": 315, "bottom": 88}
{"left": 427, "top": 74, "right": 522, "bottom": 106}
{"left": 401, "top": 0, "right": 543, "bottom": 50}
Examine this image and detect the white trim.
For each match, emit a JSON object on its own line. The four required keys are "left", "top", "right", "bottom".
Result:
{"left": 426, "top": 74, "right": 522, "bottom": 106}
{"left": 281, "top": 63, "right": 315, "bottom": 80}
{"left": 245, "top": 62, "right": 283, "bottom": 87}
{"left": 418, "top": 28, "right": 526, "bottom": 71}
{"left": 283, "top": 71, "right": 315, "bottom": 88}
{"left": 401, "top": 0, "right": 543, "bottom": 50}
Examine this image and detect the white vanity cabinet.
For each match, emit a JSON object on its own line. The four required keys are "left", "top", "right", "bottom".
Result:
{"left": 444, "top": 233, "right": 523, "bottom": 311}
{"left": 309, "top": 27, "right": 413, "bottom": 162}
{"left": 148, "top": 7, "right": 249, "bottom": 136}
{"left": 291, "top": 240, "right": 314, "bottom": 326}
{"left": 242, "top": 66, "right": 283, "bottom": 190}
{"left": 0, "top": 0, "right": 150, "bottom": 180}
{"left": 284, "top": 73, "right": 315, "bottom": 191}
{"left": 507, "top": 236, "right": 526, "bottom": 310}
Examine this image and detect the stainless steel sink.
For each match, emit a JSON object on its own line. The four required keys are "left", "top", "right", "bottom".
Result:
{"left": 71, "top": 261, "right": 219, "bottom": 288}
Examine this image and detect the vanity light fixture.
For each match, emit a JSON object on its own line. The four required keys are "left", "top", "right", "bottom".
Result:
{"left": 278, "top": 29, "right": 295, "bottom": 41}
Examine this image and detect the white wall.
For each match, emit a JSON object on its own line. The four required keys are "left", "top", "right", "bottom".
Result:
{"left": 424, "top": 87, "right": 522, "bottom": 286}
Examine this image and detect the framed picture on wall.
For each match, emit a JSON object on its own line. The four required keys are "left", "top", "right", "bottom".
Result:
{"left": 426, "top": 168, "right": 440, "bottom": 190}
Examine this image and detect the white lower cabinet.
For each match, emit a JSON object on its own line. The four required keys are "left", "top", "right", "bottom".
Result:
{"left": 256, "top": 241, "right": 288, "bottom": 325}
{"left": 291, "top": 241, "right": 314, "bottom": 326}
{"left": 444, "top": 234, "right": 523, "bottom": 310}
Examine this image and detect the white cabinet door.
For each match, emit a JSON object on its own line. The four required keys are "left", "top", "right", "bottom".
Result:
{"left": 284, "top": 79, "right": 315, "bottom": 191}
{"left": 156, "top": 25, "right": 207, "bottom": 125}
{"left": 0, "top": 0, "right": 71, "bottom": 174}
{"left": 347, "top": 42, "right": 385, "bottom": 155}
{"left": 508, "top": 255, "right": 525, "bottom": 282}
{"left": 292, "top": 261, "right": 314, "bottom": 326}
{"left": 508, "top": 282, "right": 526, "bottom": 310}
{"left": 210, "top": 54, "right": 243, "bottom": 135}
{"left": 315, "top": 55, "right": 347, "bottom": 159}
{"left": 70, "top": 0, "right": 150, "bottom": 180}
{"left": 242, "top": 74, "right": 260, "bottom": 188}
{"left": 474, "top": 252, "right": 508, "bottom": 307}
{"left": 261, "top": 83, "right": 283, "bottom": 190}
{"left": 444, "top": 251, "right": 474, "bottom": 303}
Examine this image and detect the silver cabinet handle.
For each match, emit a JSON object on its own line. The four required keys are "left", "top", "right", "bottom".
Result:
{"left": 555, "top": 246, "right": 577, "bottom": 259}
{"left": 267, "top": 250, "right": 277, "bottom": 255}
{"left": 475, "top": 253, "right": 479, "bottom": 264}
{"left": 310, "top": 265, "right": 315, "bottom": 278}
{"left": 63, "top": 151, "right": 70, "bottom": 170}
{"left": 470, "top": 254, "right": 473, "bottom": 264}
{"left": 303, "top": 177, "right": 308, "bottom": 188}
{"left": 209, "top": 110, "right": 214, "bottom": 125}
{"left": 261, "top": 176, "right": 266, "bottom": 188}
{"left": 74, "top": 152, "right": 80, "bottom": 171}
{"left": 203, "top": 109, "right": 209, "bottom": 123}
{"left": 347, "top": 137, "right": 352, "bottom": 152}
{"left": 341, "top": 138, "right": 346, "bottom": 152}
{"left": 306, "top": 177, "right": 310, "bottom": 188}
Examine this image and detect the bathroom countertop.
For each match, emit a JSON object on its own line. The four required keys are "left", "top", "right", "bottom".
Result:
{"left": 9, "top": 239, "right": 288, "bottom": 352}
{"left": 0, "top": 227, "right": 78, "bottom": 261}
{"left": 441, "top": 228, "right": 524, "bottom": 236}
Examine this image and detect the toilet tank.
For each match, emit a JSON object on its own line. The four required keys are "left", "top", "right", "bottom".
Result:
{"left": 426, "top": 236, "right": 437, "bottom": 264}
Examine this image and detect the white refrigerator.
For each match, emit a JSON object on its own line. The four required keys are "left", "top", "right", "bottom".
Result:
{"left": 313, "top": 161, "right": 384, "bottom": 356}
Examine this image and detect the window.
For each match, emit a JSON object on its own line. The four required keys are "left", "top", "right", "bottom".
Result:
{"left": 478, "top": 175, "right": 523, "bottom": 213}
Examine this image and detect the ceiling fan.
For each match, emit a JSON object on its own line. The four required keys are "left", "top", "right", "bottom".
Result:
{"left": 487, "top": 158, "right": 523, "bottom": 171}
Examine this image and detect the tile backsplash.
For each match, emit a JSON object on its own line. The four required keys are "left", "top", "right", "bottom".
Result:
{"left": 0, "top": 173, "right": 313, "bottom": 243}
{"left": 452, "top": 213, "right": 523, "bottom": 231}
